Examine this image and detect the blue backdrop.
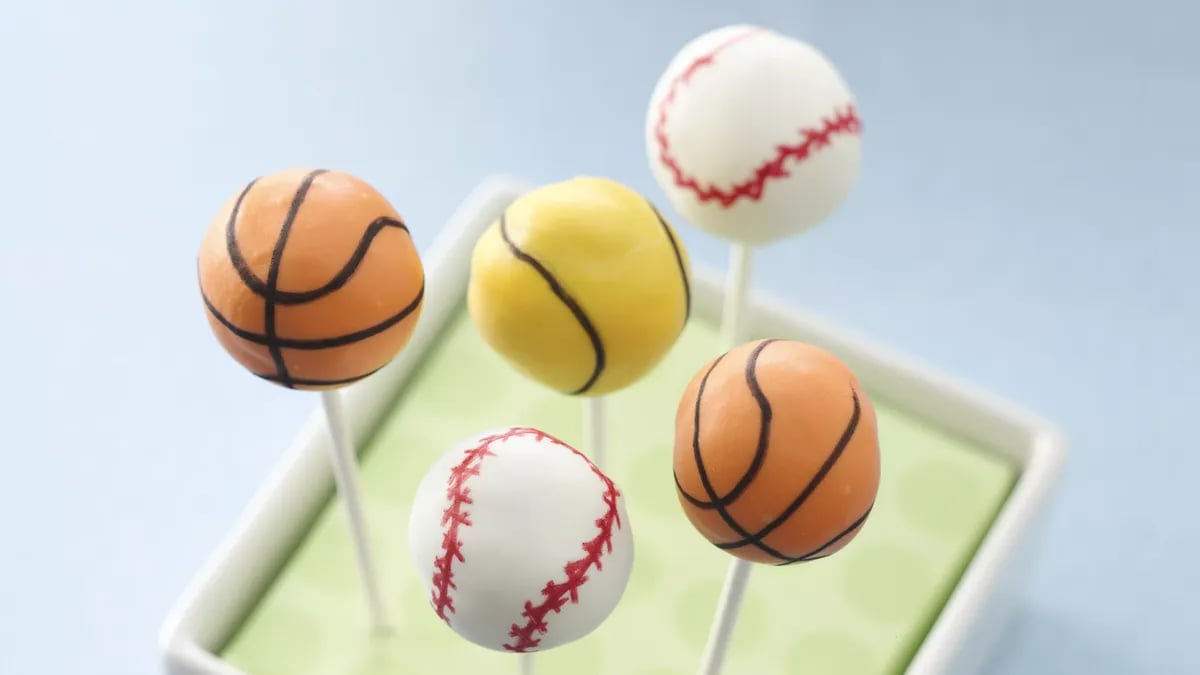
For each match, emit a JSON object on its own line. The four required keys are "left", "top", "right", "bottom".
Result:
{"left": 2, "top": 0, "right": 1196, "bottom": 673}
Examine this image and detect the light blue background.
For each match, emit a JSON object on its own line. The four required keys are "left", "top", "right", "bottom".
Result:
{"left": 2, "top": 0, "right": 1196, "bottom": 673}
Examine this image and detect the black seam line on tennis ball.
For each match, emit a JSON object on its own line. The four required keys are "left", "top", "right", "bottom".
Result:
{"left": 226, "top": 191, "right": 412, "bottom": 305}
{"left": 264, "top": 169, "right": 329, "bottom": 388}
{"left": 775, "top": 503, "right": 874, "bottom": 566}
{"left": 673, "top": 344, "right": 794, "bottom": 562}
{"left": 252, "top": 364, "right": 383, "bottom": 387}
{"left": 677, "top": 339, "right": 776, "bottom": 509}
{"left": 715, "top": 385, "right": 862, "bottom": 552}
{"left": 646, "top": 200, "right": 691, "bottom": 322}
{"left": 497, "top": 210, "right": 605, "bottom": 396}
{"left": 710, "top": 386, "right": 864, "bottom": 554}
{"left": 200, "top": 280, "right": 425, "bottom": 349}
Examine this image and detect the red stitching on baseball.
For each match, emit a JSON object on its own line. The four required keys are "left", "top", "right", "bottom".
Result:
{"left": 502, "top": 430, "right": 622, "bottom": 653}
{"left": 653, "top": 27, "right": 862, "bottom": 208}
{"left": 431, "top": 428, "right": 522, "bottom": 622}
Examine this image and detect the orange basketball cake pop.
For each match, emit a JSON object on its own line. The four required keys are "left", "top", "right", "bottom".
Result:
{"left": 195, "top": 167, "right": 424, "bottom": 630}
{"left": 197, "top": 168, "right": 425, "bottom": 389}
{"left": 674, "top": 338, "right": 880, "bottom": 565}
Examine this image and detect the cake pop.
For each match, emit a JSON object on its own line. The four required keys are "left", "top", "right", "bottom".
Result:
{"left": 673, "top": 339, "right": 880, "bottom": 674}
{"left": 409, "top": 426, "right": 633, "bottom": 653}
{"left": 198, "top": 168, "right": 424, "bottom": 388}
{"left": 468, "top": 176, "right": 691, "bottom": 471}
{"left": 469, "top": 176, "right": 690, "bottom": 397}
{"left": 646, "top": 24, "right": 861, "bottom": 248}
{"left": 674, "top": 339, "right": 879, "bottom": 564}
{"left": 197, "top": 167, "right": 425, "bottom": 629}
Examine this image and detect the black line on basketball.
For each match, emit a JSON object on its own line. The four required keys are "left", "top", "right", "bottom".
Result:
{"left": 775, "top": 503, "right": 874, "bottom": 566}
{"left": 675, "top": 354, "right": 726, "bottom": 508}
{"left": 228, "top": 205, "right": 411, "bottom": 304}
{"left": 253, "top": 364, "right": 384, "bottom": 387}
{"left": 264, "top": 169, "right": 328, "bottom": 387}
{"left": 497, "top": 210, "right": 605, "bottom": 395}
{"left": 201, "top": 281, "right": 425, "bottom": 349}
{"left": 716, "top": 385, "right": 862, "bottom": 552}
{"left": 647, "top": 200, "right": 691, "bottom": 322}
{"left": 225, "top": 177, "right": 263, "bottom": 295}
{"left": 676, "top": 339, "right": 775, "bottom": 509}
{"left": 676, "top": 345, "right": 794, "bottom": 562}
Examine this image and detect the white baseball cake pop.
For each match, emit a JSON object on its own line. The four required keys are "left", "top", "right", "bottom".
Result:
{"left": 408, "top": 426, "right": 633, "bottom": 653}
{"left": 646, "top": 24, "right": 862, "bottom": 245}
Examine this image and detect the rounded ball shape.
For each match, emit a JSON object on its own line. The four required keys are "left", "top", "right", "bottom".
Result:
{"left": 468, "top": 176, "right": 691, "bottom": 396}
{"left": 646, "top": 25, "right": 862, "bottom": 246}
{"left": 197, "top": 168, "right": 424, "bottom": 390}
{"left": 673, "top": 339, "right": 880, "bottom": 565}
{"left": 409, "top": 426, "right": 634, "bottom": 653}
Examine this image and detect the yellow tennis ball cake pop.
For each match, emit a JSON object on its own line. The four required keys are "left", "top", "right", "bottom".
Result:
{"left": 468, "top": 176, "right": 691, "bottom": 396}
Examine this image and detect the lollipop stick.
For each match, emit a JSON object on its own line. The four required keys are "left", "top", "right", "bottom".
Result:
{"left": 518, "top": 653, "right": 535, "bottom": 675}
{"left": 582, "top": 395, "right": 607, "bottom": 468}
{"left": 698, "top": 242, "right": 756, "bottom": 675}
{"left": 320, "top": 389, "right": 392, "bottom": 632}
{"left": 719, "top": 243, "right": 754, "bottom": 349}
{"left": 699, "top": 559, "right": 752, "bottom": 675}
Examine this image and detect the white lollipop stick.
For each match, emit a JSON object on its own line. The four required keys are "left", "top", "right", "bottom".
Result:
{"left": 320, "top": 389, "right": 392, "bottom": 632}
{"left": 718, "top": 244, "right": 753, "bottom": 349}
{"left": 518, "top": 653, "right": 535, "bottom": 675}
{"left": 582, "top": 395, "right": 608, "bottom": 469}
{"left": 699, "top": 559, "right": 752, "bottom": 675}
{"left": 697, "top": 243, "right": 756, "bottom": 675}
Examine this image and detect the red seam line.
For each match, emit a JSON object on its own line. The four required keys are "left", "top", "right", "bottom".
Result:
{"left": 653, "top": 27, "right": 862, "bottom": 208}
{"left": 431, "top": 427, "right": 543, "bottom": 622}
{"left": 502, "top": 433, "right": 621, "bottom": 653}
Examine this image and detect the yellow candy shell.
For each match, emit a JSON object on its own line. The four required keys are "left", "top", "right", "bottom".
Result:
{"left": 468, "top": 177, "right": 691, "bottom": 396}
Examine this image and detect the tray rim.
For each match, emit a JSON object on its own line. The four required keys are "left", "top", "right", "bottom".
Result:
{"left": 158, "top": 175, "right": 1067, "bottom": 675}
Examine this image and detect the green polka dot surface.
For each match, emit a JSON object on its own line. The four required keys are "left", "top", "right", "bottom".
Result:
{"left": 221, "top": 308, "right": 1017, "bottom": 674}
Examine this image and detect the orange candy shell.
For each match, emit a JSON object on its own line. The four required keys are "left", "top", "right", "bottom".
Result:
{"left": 197, "top": 168, "right": 424, "bottom": 389}
{"left": 673, "top": 339, "right": 880, "bottom": 564}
